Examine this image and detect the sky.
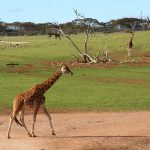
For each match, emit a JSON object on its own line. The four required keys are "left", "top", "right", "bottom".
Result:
{"left": 0, "top": 0, "right": 150, "bottom": 23}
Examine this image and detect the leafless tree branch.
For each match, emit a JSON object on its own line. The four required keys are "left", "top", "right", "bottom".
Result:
{"left": 52, "top": 10, "right": 101, "bottom": 64}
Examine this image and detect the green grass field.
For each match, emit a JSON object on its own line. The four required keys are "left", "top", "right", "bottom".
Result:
{"left": 1, "top": 31, "right": 150, "bottom": 64}
{"left": 0, "top": 32, "right": 150, "bottom": 113}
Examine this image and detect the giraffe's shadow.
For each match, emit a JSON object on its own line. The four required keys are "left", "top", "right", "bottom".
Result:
{"left": 39, "top": 135, "right": 149, "bottom": 139}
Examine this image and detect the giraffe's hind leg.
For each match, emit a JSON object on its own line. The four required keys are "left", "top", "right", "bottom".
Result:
{"left": 19, "top": 109, "right": 32, "bottom": 137}
{"left": 41, "top": 105, "right": 55, "bottom": 135}
{"left": 7, "top": 114, "right": 15, "bottom": 138}
{"left": 31, "top": 105, "right": 40, "bottom": 137}
{"left": 7, "top": 111, "right": 19, "bottom": 139}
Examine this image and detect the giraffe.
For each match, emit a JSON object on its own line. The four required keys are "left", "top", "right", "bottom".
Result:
{"left": 127, "top": 32, "right": 134, "bottom": 57}
{"left": 7, "top": 64, "right": 73, "bottom": 139}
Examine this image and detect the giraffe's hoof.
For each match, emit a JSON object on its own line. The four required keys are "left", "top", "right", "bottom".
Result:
{"left": 28, "top": 134, "right": 32, "bottom": 137}
{"left": 52, "top": 132, "right": 56, "bottom": 136}
{"left": 7, "top": 136, "right": 11, "bottom": 139}
{"left": 32, "top": 135, "right": 37, "bottom": 137}
{"left": 28, "top": 132, "right": 32, "bottom": 137}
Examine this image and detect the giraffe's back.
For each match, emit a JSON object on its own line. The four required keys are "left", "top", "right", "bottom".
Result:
{"left": 14, "top": 90, "right": 45, "bottom": 109}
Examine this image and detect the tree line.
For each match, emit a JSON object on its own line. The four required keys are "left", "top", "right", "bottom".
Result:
{"left": 0, "top": 17, "right": 149, "bottom": 36}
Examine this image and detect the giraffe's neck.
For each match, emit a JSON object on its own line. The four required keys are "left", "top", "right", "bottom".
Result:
{"left": 130, "top": 37, "right": 133, "bottom": 43}
{"left": 41, "top": 70, "right": 62, "bottom": 93}
{"left": 130, "top": 34, "right": 134, "bottom": 43}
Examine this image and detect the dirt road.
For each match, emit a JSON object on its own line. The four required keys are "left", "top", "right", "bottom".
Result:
{"left": 1, "top": 112, "right": 150, "bottom": 150}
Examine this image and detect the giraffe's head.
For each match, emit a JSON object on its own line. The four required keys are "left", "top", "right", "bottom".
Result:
{"left": 61, "top": 64, "right": 73, "bottom": 75}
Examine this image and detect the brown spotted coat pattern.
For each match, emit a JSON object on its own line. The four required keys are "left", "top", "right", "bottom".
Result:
{"left": 7, "top": 64, "right": 73, "bottom": 139}
{"left": 13, "top": 70, "right": 62, "bottom": 108}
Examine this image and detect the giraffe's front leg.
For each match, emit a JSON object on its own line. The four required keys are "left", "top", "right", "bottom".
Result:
{"left": 31, "top": 105, "right": 40, "bottom": 137}
{"left": 41, "top": 105, "right": 56, "bottom": 136}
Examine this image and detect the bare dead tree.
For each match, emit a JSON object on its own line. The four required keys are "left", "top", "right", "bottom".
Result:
{"left": 53, "top": 10, "right": 100, "bottom": 64}
{"left": 100, "top": 32, "right": 115, "bottom": 63}
{"left": 74, "top": 9, "right": 90, "bottom": 61}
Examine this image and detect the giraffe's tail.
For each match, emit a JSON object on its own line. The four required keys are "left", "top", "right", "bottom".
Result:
{"left": 14, "top": 117, "right": 23, "bottom": 127}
